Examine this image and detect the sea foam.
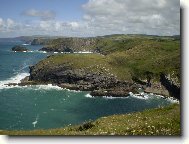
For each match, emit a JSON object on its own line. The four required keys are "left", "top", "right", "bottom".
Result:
{"left": 0, "top": 72, "right": 29, "bottom": 89}
{"left": 85, "top": 93, "right": 94, "bottom": 98}
{"left": 129, "top": 92, "right": 149, "bottom": 100}
{"left": 31, "top": 84, "right": 63, "bottom": 91}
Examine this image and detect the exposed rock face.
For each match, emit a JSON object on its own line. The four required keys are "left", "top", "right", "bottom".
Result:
{"left": 39, "top": 38, "right": 97, "bottom": 53}
{"left": 12, "top": 45, "right": 28, "bottom": 52}
{"left": 40, "top": 46, "right": 73, "bottom": 53}
{"left": 160, "top": 73, "right": 180, "bottom": 100}
{"left": 31, "top": 38, "right": 49, "bottom": 45}
{"left": 28, "top": 64, "right": 138, "bottom": 97}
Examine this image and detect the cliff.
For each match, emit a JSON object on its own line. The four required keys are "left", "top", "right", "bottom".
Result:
{"left": 39, "top": 37, "right": 97, "bottom": 52}
{"left": 28, "top": 54, "right": 138, "bottom": 97}
{"left": 21, "top": 34, "right": 180, "bottom": 98}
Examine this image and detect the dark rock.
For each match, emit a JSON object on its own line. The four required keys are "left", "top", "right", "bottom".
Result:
{"left": 160, "top": 73, "right": 180, "bottom": 100}
{"left": 27, "top": 61, "right": 141, "bottom": 97}
{"left": 12, "top": 45, "right": 28, "bottom": 52}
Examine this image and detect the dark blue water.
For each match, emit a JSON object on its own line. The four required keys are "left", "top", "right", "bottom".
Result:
{"left": 0, "top": 41, "right": 178, "bottom": 130}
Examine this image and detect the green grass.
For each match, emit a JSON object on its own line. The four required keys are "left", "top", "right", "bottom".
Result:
{"left": 43, "top": 34, "right": 179, "bottom": 55}
{"left": 33, "top": 53, "right": 133, "bottom": 81}
{"left": 108, "top": 39, "right": 180, "bottom": 81}
{"left": 0, "top": 104, "right": 180, "bottom": 135}
{"left": 33, "top": 36, "right": 180, "bottom": 83}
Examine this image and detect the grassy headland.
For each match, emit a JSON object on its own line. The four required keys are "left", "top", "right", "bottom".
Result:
{"left": 34, "top": 35, "right": 180, "bottom": 83}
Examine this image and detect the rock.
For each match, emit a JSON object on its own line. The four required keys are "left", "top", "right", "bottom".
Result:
{"left": 11, "top": 45, "right": 28, "bottom": 52}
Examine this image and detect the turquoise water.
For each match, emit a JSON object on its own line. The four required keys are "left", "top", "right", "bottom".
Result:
{"left": 0, "top": 42, "right": 177, "bottom": 130}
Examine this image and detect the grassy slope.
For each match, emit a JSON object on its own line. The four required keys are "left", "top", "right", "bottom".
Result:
{"left": 34, "top": 36, "right": 180, "bottom": 82}
{"left": 108, "top": 39, "right": 180, "bottom": 81}
{"left": 0, "top": 104, "right": 180, "bottom": 135}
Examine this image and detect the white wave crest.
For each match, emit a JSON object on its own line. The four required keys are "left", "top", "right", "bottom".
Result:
{"left": 0, "top": 73, "right": 29, "bottom": 89}
{"left": 27, "top": 50, "right": 47, "bottom": 53}
{"left": 102, "top": 96, "right": 129, "bottom": 99}
{"left": 129, "top": 92, "right": 149, "bottom": 100}
{"left": 166, "top": 97, "right": 179, "bottom": 104}
{"left": 32, "top": 114, "right": 39, "bottom": 128}
{"left": 85, "top": 93, "right": 94, "bottom": 98}
{"left": 64, "top": 88, "right": 81, "bottom": 93}
{"left": 31, "top": 84, "right": 63, "bottom": 91}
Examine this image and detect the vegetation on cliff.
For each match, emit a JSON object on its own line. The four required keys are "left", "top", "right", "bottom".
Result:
{"left": 1, "top": 104, "right": 180, "bottom": 135}
{"left": 32, "top": 35, "right": 180, "bottom": 83}
{"left": 11, "top": 45, "right": 28, "bottom": 52}
{"left": 27, "top": 34, "right": 180, "bottom": 98}
{"left": 40, "top": 34, "right": 179, "bottom": 55}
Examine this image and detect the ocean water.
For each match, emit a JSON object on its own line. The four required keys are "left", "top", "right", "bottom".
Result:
{"left": 0, "top": 41, "right": 178, "bottom": 130}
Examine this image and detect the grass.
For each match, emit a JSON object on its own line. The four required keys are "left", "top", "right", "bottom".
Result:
{"left": 107, "top": 39, "right": 180, "bottom": 81}
{"left": 32, "top": 53, "right": 133, "bottom": 81}
{"left": 34, "top": 35, "right": 180, "bottom": 83}
{"left": 0, "top": 104, "right": 180, "bottom": 135}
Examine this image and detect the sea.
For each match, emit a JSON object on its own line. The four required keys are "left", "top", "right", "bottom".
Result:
{"left": 0, "top": 41, "right": 178, "bottom": 130}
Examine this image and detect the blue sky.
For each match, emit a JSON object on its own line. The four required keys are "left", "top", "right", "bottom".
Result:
{"left": 0, "top": 0, "right": 87, "bottom": 21}
{"left": 0, "top": 0, "right": 180, "bottom": 37}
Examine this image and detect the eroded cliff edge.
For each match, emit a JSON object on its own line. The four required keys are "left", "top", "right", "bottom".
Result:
{"left": 19, "top": 35, "right": 180, "bottom": 99}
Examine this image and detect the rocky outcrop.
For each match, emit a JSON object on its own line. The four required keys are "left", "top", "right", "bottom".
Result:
{"left": 40, "top": 46, "right": 73, "bottom": 53}
{"left": 12, "top": 45, "right": 28, "bottom": 52}
{"left": 31, "top": 38, "right": 49, "bottom": 45}
{"left": 28, "top": 63, "right": 139, "bottom": 97}
{"left": 160, "top": 73, "right": 180, "bottom": 100}
{"left": 39, "top": 37, "right": 97, "bottom": 53}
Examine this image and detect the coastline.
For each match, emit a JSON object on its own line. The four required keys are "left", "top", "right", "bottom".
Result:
{"left": 4, "top": 75, "right": 179, "bottom": 102}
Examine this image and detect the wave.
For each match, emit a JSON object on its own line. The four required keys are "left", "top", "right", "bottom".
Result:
{"left": 129, "top": 92, "right": 149, "bottom": 100}
{"left": 85, "top": 93, "right": 129, "bottom": 99}
{"left": 29, "top": 84, "right": 63, "bottom": 91}
{"left": 27, "top": 50, "right": 47, "bottom": 53}
{"left": 166, "top": 97, "right": 179, "bottom": 103}
{"left": 102, "top": 96, "right": 129, "bottom": 99}
{"left": 11, "top": 50, "right": 47, "bottom": 54}
{"left": 85, "top": 93, "right": 94, "bottom": 98}
{"left": 0, "top": 72, "right": 29, "bottom": 89}
{"left": 32, "top": 114, "right": 39, "bottom": 128}
{"left": 22, "top": 44, "right": 30, "bottom": 46}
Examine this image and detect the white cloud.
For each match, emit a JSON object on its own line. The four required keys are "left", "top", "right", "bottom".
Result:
{"left": 82, "top": 0, "right": 180, "bottom": 36}
{"left": 0, "top": 0, "right": 180, "bottom": 37}
{"left": 70, "top": 22, "right": 79, "bottom": 29}
{"left": 0, "top": 18, "right": 19, "bottom": 33}
{"left": 22, "top": 9, "right": 56, "bottom": 20}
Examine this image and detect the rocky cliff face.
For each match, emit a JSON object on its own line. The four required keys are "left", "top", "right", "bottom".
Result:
{"left": 31, "top": 38, "right": 50, "bottom": 45}
{"left": 39, "top": 38, "right": 97, "bottom": 52}
{"left": 29, "top": 62, "right": 138, "bottom": 97}
{"left": 11, "top": 45, "right": 28, "bottom": 52}
{"left": 160, "top": 73, "right": 180, "bottom": 100}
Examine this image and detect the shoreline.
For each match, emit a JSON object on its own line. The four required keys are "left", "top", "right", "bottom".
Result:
{"left": 4, "top": 76, "right": 180, "bottom": 102}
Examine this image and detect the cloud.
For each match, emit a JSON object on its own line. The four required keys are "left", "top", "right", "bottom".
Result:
{"left": 0, "top": 17, "right": 84, "bottom": 37}
{"left": 82, "top": 0, "right": 180, "bottom": 36}
{"left": 0, "top": 0, "right": 180, "bottom": 37}
{"left": 22, "top": 9, "right": 56, "bottom": 20}
{"left": 0, "top": 18, "right": 19, "bottom": 33}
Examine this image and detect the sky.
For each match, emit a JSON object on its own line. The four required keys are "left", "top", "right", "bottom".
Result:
{"left": 0, "top": 0, "right": 180, "bottom": 38}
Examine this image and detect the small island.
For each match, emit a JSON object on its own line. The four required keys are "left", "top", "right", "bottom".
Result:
{"left": 12, "top": 45, "right": 28, "bottom": 52}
